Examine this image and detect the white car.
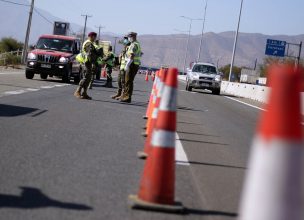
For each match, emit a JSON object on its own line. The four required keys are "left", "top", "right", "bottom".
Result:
{"left": 186, "top": 62, "right": 221, "bottom": 95}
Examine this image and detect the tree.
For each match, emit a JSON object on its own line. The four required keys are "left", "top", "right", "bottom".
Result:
{"left": 259, "top": 56, "right": 298, "bottom": 77}
{"left": 0, "top": 37, "right": 23, "bottom": 53}
{"left": 219, "top": 64, "right": 242, "bottom": 80}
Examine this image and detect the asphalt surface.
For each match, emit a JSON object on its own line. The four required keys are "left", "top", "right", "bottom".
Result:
{"left": 0, "top": 70, "right": 263, "bottom": 220}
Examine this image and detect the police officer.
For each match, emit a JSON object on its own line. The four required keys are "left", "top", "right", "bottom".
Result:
{"left": 111, "top": 36, "right": 130, "bottom": 100}
{"left": 102, "top": 46, "right": 115, "bottom": 88}
{"left": 74, "top": 32, "right": 99, "bottom": 100}
{"left": 121, "top": 32, "right": 142, "bottom": 103}
{"left": 89, "top": 40, "right": 103, "bottom": 89}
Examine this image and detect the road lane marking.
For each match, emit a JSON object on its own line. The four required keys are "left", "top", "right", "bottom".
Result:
{"left": 0, "top": 72, "right": 24, "bottom": 75}
{"left": 176, "top": 133, "right": 190, "bottom": 166}
{"left": 225, "top": 96, "right": 304, "bottom": 126}
{"left": 4, "top": 90, "right": 26, "bottom": 95}
{"left": 40, "top": 85, "right": 57, "bottom": 89}
{"left": 26, "top": 88, "right": 40, "bottom": 92}
{"left": 224, "top": 96, "right": 266, "bottom": 111}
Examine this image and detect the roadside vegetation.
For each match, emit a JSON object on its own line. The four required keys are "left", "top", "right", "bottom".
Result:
{"left": 0, "top": 37, "right": 23, "bottom": 66}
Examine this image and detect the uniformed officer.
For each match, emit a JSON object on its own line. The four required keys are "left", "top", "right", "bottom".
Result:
{"left": 74, "top": 32, "right": 99, "bottom": 100}
{"left": 121, "top": 32, "right": 142, "bottom": 103}
{"left": 89, "top": 40, "right": 103, "bottom": 89}
{"left": 111, "top": 36, "right": 130, "bottom": 100}
{"left": 102, "top": 46, "right": 115, "bottom": 88}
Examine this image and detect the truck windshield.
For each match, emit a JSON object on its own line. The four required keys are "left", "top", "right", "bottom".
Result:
{"left": 193, "top": 65, "right": 217, "bottom": 74}
{"left": 36, "top": 38, "right": 73, "bottom": 52}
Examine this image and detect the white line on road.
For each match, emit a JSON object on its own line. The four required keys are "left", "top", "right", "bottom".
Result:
{"left": 176, "top": 133, "right": 190, "bottom": 166}
{"left": 26, "top": 88, "right": 40, "bottom": 92}
{"left": 224, "top": 96, "right": 266, "bottom": 111}
{"left": 0, "top": 72, "right": 23, "bottom": 75}
{"left": 40, "top": 85, "right": 57, "bottom": 89}
{"left": 4, "top": 90, "right": 26, "bottom": 95}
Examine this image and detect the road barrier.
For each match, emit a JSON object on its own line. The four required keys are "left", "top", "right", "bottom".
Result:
{"left": 238, "top": 64, "right": 304, "bottom": 220}
{"left": 129, "top": 68, "right": 184, "bottom": 213}
{"left": 221, "top": 81, "right": 270, "bottom": 103}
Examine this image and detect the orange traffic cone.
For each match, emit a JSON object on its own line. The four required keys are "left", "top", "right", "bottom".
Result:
{"left": 141, "top": 69, "right": 165, "bottom": 138}
{"left": 151, "top": 72, "right": 155, "bottom": 81}
{"left": 145, "top": 71, "right": 149, "bottom": 81}
{"left": 238, "top": 64, "right": 304, "bottom": 220}
{"left": 129, "top": 68, "right": 184, "bottom": 213}
{"left": 143, "top": 71, "right": 159, "bottom": 120}
{"left": 138, "top": 69, "right": 167, "bottom": 159}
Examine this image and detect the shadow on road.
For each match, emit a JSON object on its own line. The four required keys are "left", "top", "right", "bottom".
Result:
{"left": 0, "top": 187, "right": 92, "bottom": 211}
{"left": 177, "top": 131, "right": 219, "bottom": 137}
{"left": 178, "top": 106, "right": 208, "bottom": 113}
{"left": 186, "top": 208, "right": 237, "bottom": 217}
{"left": 94, "top": 99, "right": 148, "bottom": 108}
{"left": 177, "top": 138, "right": 228, "bottom": 146}
{"left": 177, "top": 121, "right": 204, "bottom": 126}
{"left": 0, "top": 104, "right": 38, "bottom": 117}
{"left": 176, "top": 160, "right": 246, "bottom": 170}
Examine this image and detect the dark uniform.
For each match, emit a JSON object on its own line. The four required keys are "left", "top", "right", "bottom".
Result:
{"left": 112, "top": 41, "right": 129, "bottom": 100}
{"left": 102, "top": 46, "right": 115, "bottom": 88}
{"left": 74, "top": 33, "right": 99, "bottom": 100}
{"left": 121, "top": 32, "right": 141, "bottom": 103}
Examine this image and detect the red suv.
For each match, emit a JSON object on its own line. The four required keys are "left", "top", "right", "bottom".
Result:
{"left": 25, "top": 35, "right": 82, "bottom": 84}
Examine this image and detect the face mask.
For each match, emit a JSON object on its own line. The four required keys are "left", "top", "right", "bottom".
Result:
{"left": 123, "top": 39, "right": 129, "bottom": 45}
{"left": 128, "top": 37, "right": 134, "bottom": 42}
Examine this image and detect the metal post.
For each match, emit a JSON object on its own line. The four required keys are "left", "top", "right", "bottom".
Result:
{"left": 95, "top": 25, "right": 105, "bottom": 42}
{"left": 197, "top": 0, "right": 208, "bottom": 61}
{"left": 22, "top": 0, "right": 34, "bottom": 64}
{"left": 254, "top": 58, "right": 257, "bottom": 70}
{"left": 229, "top": 0, "right": 244, "bottom": 82}
{"left": 81, "top": 15, "right": 92, "bottom": 43}
{"left": 183, "top": 20, "right": 192, "bottom": 75}
{"left": 297, "top": 41, "right": 302, "bottom": 66}
{"left": 113, "top": 37, "right": 118, "bottom": 54}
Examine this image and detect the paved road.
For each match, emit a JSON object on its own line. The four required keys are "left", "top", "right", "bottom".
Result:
{"left": 0, "top": 70, "right": 263, "bottom": 220}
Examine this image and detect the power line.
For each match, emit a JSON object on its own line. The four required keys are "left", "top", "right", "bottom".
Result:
{"left": 0, "top": 0, "right": 29, "bottom": 6}
{"left": 33, "top": 8, "right": 53, "bottom": 25}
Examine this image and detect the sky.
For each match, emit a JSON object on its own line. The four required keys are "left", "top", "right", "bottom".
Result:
{"left": 33, "top": 0, "right": 304, "bottom": 36}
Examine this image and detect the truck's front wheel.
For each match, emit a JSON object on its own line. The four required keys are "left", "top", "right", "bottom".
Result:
{"left": 25, "top": 70, "right": 34, "bottom": 79}
{"left": 40, "top": 73, "right": 48, "bottom": 80}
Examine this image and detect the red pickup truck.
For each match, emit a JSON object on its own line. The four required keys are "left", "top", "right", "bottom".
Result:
{"left": 25, "top": 34, "right": 82, "bottom": 84}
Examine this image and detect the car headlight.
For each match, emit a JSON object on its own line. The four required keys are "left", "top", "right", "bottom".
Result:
{"left": 27, "top": 53, "right": 36, "bottom": 60}
{"left": 59, "top": 57, "right": 68, "bottom": 63}
{"left": 214, "top": 75, "right": 221, "bottom": 82}
{"left": 192, "top": 73, "right": 199, "bottom": 79}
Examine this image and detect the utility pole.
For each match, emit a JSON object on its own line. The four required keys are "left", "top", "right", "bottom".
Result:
{"left": 229, "top": 0, "right": 244, "bottom": 82}
{"left": 22, "top": 0, "right": 35, "bottom": 64}
{"left": 113, "top": 37, "right": 119, "bottom": 54}
{"left": 95, "top": 25, "right": 105, "bottom": 42}
{"left": 197, "top": 0, "right": 208, "bottom": 62}
{"left": 81, "top": 14, "right": 92, "bottom": 43}
{"left": 180, "top": 16, "right": 203, "bottom": 74}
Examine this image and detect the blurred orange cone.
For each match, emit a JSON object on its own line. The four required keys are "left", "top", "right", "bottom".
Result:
{"left": 145, "top": 71, "right": 149, "bottom": 81}
{"left": 143, "top": 71, "right": 159, "bottom": 120}
{"left": 129, "top": 68, "right": 184, "bottom": 213}
{"left": 138, "top": 69, "right": 167, "bottom": 159}
{"left": 238, "top": 64, "right": 304, "bottom": 220}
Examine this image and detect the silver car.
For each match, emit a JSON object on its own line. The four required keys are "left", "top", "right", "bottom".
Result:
{"left": 186, "top": 62, "right": 221, "bottom": 95}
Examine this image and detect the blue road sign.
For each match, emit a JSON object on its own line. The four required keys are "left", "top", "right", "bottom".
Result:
{"left": 265, "top": 39, "right": 286, "bottom": 57}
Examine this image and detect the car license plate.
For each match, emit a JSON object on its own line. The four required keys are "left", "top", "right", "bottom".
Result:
{"left": 41, "top": 64, "right": 51, "bottom": 68}
{"left": 200, "top": 83, "right": 209, "bottom": 87}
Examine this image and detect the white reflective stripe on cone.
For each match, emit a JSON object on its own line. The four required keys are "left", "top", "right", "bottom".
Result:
{"left": 157, "top": 82, "right": 165, "bottom": 98}
{"left": 239, "top": 136, "right": 303, "bottom": 220}
{"left": 159, "top": 85, "right": 177, "bottom": 112}
{"left": 152, "top": 107, "right": 159, "bottom": 119}
{"left": 151, "top": 130, "right": 175, "bottom": 148}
